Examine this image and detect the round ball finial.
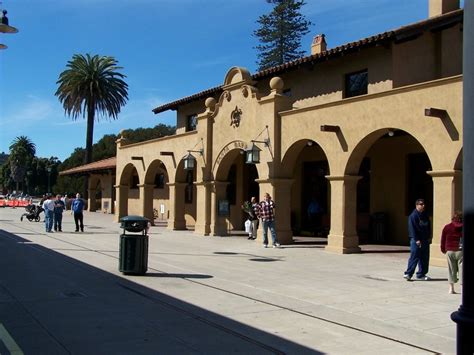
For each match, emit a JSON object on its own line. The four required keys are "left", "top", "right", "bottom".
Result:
{"left": 269, "top": 77, "right": 284, "bottom": 91}
{"left": 205, "top": 97, "right": 216, "bottom": 110}
{"left": 120, "top": 129, "right": 126, "bottom": 138}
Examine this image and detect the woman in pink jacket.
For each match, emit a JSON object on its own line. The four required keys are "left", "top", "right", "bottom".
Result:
{"left": 440, "top": 211, "right": 463, "bottom": 294}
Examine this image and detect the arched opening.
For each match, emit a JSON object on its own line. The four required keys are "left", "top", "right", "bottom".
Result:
{"left": 214, "top": 148, "right": 260, "bottom": 235}
{"left": 281, "top": 140, "right": 330, "bottom": 239}
{"left": 347, "top": 129, "right": 433, "bottom": 245}
{"left": 145, "top": 160, "right": 170, "bottom": 225}
{"left": 118, "top": 163, "right": 140, "bottom": 217}
{"left": 176, "top": 159, "right": 197, "bottom": 229}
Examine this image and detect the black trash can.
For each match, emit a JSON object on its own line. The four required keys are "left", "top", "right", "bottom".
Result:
{"left": 119, "top": 216, "right": 149, "bottom": 275}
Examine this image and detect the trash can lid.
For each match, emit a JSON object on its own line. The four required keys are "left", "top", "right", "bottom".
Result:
{"left": 120, "top": 215, "right": 149, "bottom": 222}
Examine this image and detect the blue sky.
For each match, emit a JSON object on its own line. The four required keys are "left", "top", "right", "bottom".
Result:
{"left": 0, "top": 0, "right": 460, "bottom": 161}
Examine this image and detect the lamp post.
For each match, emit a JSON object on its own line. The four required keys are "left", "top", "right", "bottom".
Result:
{"left": 0, "top": 7, "right": 19, "bottom": 50}
{"left": 26, "top": 171, "right": 32, "bottom": 195}
{"left": 451, "top": 3, "right": 474, "bottom": 353}
{"left": 47, "top": 167, "right": 52, "bottom": 193}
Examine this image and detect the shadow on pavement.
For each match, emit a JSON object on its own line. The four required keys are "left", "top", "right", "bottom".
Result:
{"left": 145, "top": 273, "right": 213, "bottom": 279}
{"left": 0, "top": 229, "right": 322, "bottom": 354}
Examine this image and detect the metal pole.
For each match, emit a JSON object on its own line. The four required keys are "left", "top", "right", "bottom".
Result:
{"left": 451, "top": 4, "right": 474, "bottom": 354}
{"left": 47, "top": 168, "right": 51, "bottom": 193}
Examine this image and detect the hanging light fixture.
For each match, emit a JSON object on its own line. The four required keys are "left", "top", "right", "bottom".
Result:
{"left": 245, "top": 143, "right": 263, "bottom": 164}
{"left": 183, "top": 149, "right": 203, "bottom": 170}
{"left": 245, "top": 125, "right": 272, "bottom": 164}
{"left": 0, "top": 6, "right": 19, "bottom": 50}
{"left": 0, "top": 9, "right": 18, "bottom": 33}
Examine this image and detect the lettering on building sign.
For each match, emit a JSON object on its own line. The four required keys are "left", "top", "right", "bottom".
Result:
{"left": 214, "top": 141, "right": 249, "bottom": 170}
{"left": 230, "top": 106, "right": 242, "bottom": 128}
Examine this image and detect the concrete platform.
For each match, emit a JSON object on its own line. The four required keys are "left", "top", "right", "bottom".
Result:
{"left": 0, "top": 207, "right": 461, "bottom": 354}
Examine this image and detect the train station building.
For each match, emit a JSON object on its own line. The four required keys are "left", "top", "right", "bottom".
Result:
{"left": 62, "top": 0, "right": 464, "bottom": 267}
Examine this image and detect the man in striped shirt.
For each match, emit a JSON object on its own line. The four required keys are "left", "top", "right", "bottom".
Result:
{"left": 260, "top": 193, "right": 280, "bottom": 248}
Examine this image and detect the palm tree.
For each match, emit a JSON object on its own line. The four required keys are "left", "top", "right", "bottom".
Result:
{"left": 55, "top": 54, "right": 128, "bottom": 166}
{"left": 9, "top": 136, "right": 36, "bottom": 191}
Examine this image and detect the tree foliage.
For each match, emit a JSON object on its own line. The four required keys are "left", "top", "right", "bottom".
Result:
{"left": 0, "top": 136, "right": 60, "bottom": 196}
{"left": 254, "top": 0, "right": 312, "bottom": 70}
{"left": 0, "top": 124, "right": 175, "bottom": 196}
{"left": 54, "top": 123, "right": 176, "bottom": 194}
{"left": 55, "top": 54, "right": 129, "bottom": 165}
{"left": 8, "top": 136, "right": 36, "bottom": 190}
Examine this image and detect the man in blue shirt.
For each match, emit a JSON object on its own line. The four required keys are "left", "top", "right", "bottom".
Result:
{"left": 71, "top": 193, "right": 85, "bottom": 232}
{"left": 404, "top": 199, "right": 431, "bottom": 281}
{"left": 53, "top": 194, "right": 65, "bottom": 232}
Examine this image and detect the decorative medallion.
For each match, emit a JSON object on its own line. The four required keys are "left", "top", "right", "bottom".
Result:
{"left": 230, "top": 106, "right": 242, "bottom": 128}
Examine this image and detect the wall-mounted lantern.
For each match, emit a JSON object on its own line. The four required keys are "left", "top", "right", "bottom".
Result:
{"left": 183, "top": 149, "right": 203, "bottom": 170}
{"left": 245, "top": 143, "right": 263, "bottom": 164}
{"left": 245, "top": 125, "right": 272, "bottom": 164}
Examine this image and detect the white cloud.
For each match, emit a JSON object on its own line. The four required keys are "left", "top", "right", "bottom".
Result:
{"left": 0, "top": 95, "right": 57, "bottom": 128}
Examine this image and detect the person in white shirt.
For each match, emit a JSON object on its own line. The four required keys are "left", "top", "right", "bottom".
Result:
{"left": 42, "top": 194, "right": 55, "bottom": 233}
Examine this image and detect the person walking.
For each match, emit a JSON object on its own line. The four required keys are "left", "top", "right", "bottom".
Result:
{"left": 71, "top": 193, "right": 85, "bottom": 232}
{"left": 260, "top": 193, "right": 280, "bottom": 248}
{"left": 42, "top": 194, "right": 55, "bottom": 233}
{"left": 440, "top": 211, "right": 463, "bottom": 294}
{"left": 404, "top": 199, "right": 431, "bottom": 281}
{"left": 53, "top": 194, "right": 65, "bottom": 232}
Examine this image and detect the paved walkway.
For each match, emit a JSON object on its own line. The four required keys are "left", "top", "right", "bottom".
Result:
{"left": 0, "top": 207, "right": 461, "bottom": 354}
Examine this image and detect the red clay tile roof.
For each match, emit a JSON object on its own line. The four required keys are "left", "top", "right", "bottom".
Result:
{"left": 59, "top": 157, "right": 116, "bottom": 176}
{"left": 152, "top": 9, "right": 463, "bottom": 115}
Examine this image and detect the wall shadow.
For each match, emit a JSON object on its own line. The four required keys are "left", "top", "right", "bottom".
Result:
{"left": 0, "top": 229, "right": 322, "bottom": 354}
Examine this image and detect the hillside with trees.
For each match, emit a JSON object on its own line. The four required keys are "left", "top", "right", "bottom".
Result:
{"left": 0, "top": 124, "right": 175, "bottom": 196}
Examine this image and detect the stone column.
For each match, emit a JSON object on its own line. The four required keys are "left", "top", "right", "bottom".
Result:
{"left": 107, "top": 172, "right": 115, "bottom": 214}
{"left": 88, "top": 186, "right": 97, "bottom": 212}
{"left": 194, "top": 181, "right": 211, "bottom": 235}
{"left": 210, "top": 181, "right": 229, "bottom": 236}
{"left": 114, "top": 184, "right": 128, "bottom": 222}
{"left": 257, "top": 178, "right": 294, "bottom": 244}
{"left": 138, "top": 183, "right": 155, "bottom": 224}
{"left": 167, "top": 182, "right": 186, "bottom": 230}
{"left": 428, "top": 170, "right": 462, "bottom": 266}
{"left": 325, "top": 175, "right": 362, "bottom": 254}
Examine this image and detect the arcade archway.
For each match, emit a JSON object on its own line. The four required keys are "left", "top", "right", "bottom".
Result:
{"left": 214, "top": 148, "right": 259, "bottom": 234}
{"left": 281, "top": 140, "right": 330, "bottom": 238}
{"left": 347, "top": 129, "right": 433, "bottom": 245}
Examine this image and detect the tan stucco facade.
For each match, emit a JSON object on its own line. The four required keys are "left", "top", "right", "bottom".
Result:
{"left": 113, "top": 8, "right": 463, "bottom": 267}
{"left": 88, "top": 172, "right": 115, "bottom": 214}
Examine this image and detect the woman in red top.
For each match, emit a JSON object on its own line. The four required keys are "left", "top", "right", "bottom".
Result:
{"left": 440, "top": 211, "right": 463, "bottom": 294}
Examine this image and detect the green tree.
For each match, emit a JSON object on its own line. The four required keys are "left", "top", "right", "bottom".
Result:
{"left": 254, "top": 0, "right": 312, "bottom": 70}
{"left": 9, "top": 136, "right": 36, "bottom": 191}
{"left": 55, "top": 54, "right": 128, "bottom": 197}
{"left": 55, "top": 124, "right": 176, "bottom": 196}
{"left": 55, "top": 54, "right": 129, "bottom": 166}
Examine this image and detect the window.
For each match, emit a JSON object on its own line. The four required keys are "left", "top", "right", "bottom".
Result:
{"left": 186, "top": 114, "right": 197, "bottom": 132}
{"left": 406, "top": 154, "right": 433, "bottom": 215}
{"left": 130, "top": 173, "right": 139, "bottom": 189}
{"left": 357, "top": 158, "right": 371, "bottom": 214}
{"left": 185, "top": 170, "right": 194, "bottom": 204}
{"left": 154, "top": 173, "right": 165, "bottom": 189}
{"left": 345, "top": 69, "right": 368, "bottom": 98}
